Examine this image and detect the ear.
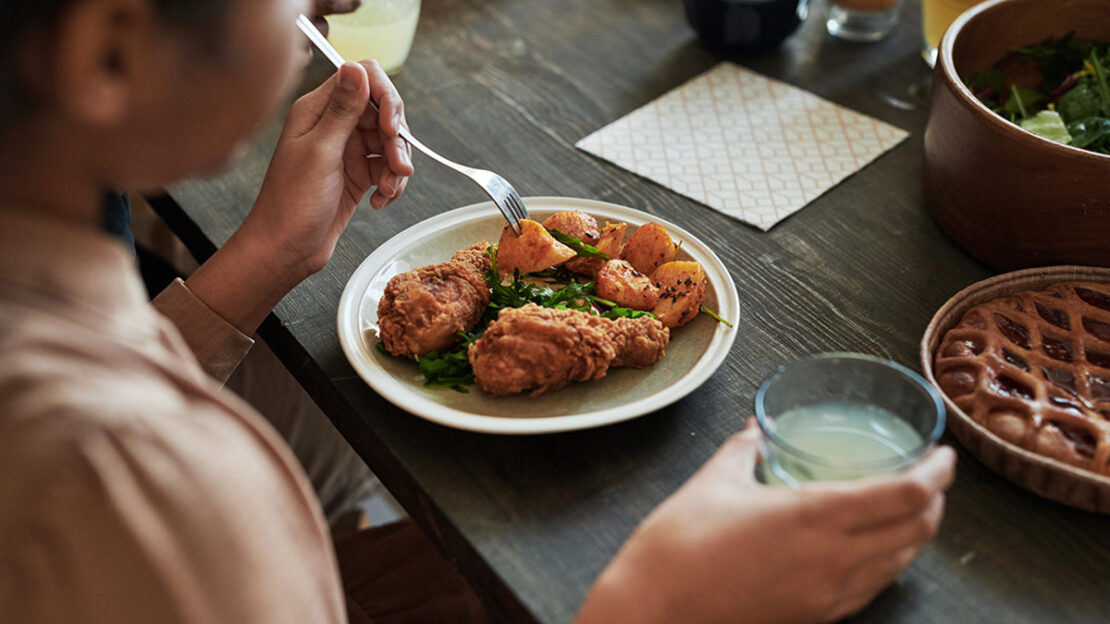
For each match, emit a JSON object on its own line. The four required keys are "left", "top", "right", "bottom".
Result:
{"left": 51, "top": 0, "right": 157, "bottom": 127}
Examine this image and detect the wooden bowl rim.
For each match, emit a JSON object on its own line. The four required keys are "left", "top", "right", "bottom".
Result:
{"left": 919, "top": 265, "right": 1110, "bottom": 511}
{"left": 939, "top": 0, "right": 1110, "bottom": 163}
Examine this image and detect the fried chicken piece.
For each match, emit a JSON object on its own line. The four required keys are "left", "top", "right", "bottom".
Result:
{"left": 377, "top": 242, "right": 491, "bottom": 358}
{"left": 609, "top": 316, "right": 670, "bottom": 368}
{"left": 467, "top": 303, "right": 669, "bottom": 397}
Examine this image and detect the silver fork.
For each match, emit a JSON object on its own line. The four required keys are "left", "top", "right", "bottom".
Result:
{"left": 295, "top": 15, "right": 529, "bottom": 235}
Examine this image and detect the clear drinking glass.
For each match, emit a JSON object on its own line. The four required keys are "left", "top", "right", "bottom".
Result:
{"left": 326, "top": 0, "right": 422, "bottom": 75}
{"left": 920, "top": 0, "right": 982, "bottom": 67}
{"left": 755, "top": 353, "right": 945, "bottom": 487}
{"left": 826, "top": 0, "right": 902, "bottom": 42}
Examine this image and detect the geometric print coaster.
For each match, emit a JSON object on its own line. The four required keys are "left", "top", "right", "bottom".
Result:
{"left": 576, "top": 62, "right": 909, "bottom": 230}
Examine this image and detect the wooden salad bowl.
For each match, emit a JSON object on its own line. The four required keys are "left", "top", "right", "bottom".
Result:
{"left": 920, "top": 266, "right": 1110, "bottom": 513}
{"left": 923, "top": 0, "right": 1110, "bottom": 271}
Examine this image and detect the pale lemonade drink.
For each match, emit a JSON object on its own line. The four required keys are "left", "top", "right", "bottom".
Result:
{"left": 764, "top": 402, "right": 924, "bottom": 484}
{"left": 327, "top": 0, "right": 421, "bottom": 75}
{"left": 921, "top": 0, "right": 982, "bottom": 65}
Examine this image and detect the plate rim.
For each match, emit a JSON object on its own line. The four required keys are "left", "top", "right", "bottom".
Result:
{"left": 337, "top": 196, "right": 740, "bottom": 434}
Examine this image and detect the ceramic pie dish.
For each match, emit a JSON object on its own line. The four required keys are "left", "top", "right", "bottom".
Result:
{"left": 920, "top": 265, "right": 1110, "bottom": 513}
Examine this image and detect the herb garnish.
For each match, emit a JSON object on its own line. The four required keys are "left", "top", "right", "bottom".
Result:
{"left": 547, "top": 229, "right": 610, "bottom": 259}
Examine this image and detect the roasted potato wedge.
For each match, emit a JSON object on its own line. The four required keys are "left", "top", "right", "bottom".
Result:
{"left": 621, "top": 222, "right": 675, "bottom": 276}
{"left": 651, "top": 261, "right": 706, "bottom": 328}
{"left": 497, "top": 220, "right": 576, "bottom": 277}
{"left": 595, "top": 259, "right": 660, "bottom": 310}
{"left": 567, "top": 221, "right": 627, "bottom": 276}
{"left": 541, "top": 211, "right": 600, "bottom": 243}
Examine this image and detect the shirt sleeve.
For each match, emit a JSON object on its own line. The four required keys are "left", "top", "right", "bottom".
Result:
{"left": 151, "top": 278, "right": 254, "bottom": 384}
{"left": 0, "top": 389, "right": 346, "bottom": 624}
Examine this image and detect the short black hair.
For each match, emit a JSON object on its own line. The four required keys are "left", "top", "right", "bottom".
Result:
{"left": 0, "top": 0, "right": 227, "bottom": 129}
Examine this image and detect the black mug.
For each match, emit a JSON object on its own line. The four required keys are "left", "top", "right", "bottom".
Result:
{"left": 683, "top": 0, "right": 805, "bottom": 53}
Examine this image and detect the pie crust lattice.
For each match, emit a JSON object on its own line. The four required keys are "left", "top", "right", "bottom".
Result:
{"left": 935, "top": 281, "right": 1110, "bottom": 475}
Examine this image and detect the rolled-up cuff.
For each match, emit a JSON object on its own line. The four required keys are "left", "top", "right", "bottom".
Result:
{"left": 152, "top": 278, "right": 254, "bottom": 384}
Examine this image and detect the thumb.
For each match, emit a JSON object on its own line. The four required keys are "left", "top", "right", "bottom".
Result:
{"left": 308, "top": 62, "right": 370, "bottom": 146}
{"left": 708, "top": 418, "right": 763, "bottom": 485}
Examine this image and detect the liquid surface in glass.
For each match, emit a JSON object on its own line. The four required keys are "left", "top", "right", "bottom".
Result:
{"left": 768, "top": 402, "right": 924, "bottom": 482}
{"left": 328, "top": 0, "right": 421, "bottom": 75}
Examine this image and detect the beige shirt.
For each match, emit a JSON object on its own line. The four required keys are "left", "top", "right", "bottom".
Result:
{"left": 0, "top": 209, "right": 346, "bottom": 623}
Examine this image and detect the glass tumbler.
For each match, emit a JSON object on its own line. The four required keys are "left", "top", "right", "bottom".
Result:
{"left": 754, "top": 353, "right": 945, "bottom": 487}
{"left": 921, "top": 0, "right": 984, "bottom": 67}
{"left": 327, "top": 0, "right": 422, "bottom": 75}
{"left": 826, "top": 0, "right": 902, "bottom": 42}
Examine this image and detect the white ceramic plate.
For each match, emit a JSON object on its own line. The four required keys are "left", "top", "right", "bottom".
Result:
{"left": 337, "top": 197, "right": 740, "bottom": 434}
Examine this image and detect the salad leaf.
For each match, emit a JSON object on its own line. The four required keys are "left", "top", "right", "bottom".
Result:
{"left": 548, "top": 229, "right": 610, "bottom": 259}
{"left": 1004, "top": 85, "right": 1041, "bottom": 119}
{"left": 971, "top": 68, "right": 1006, "bottom": 94}
{"left": 1011, "top": 32, "right": 1096, "bottom": 93}
{"left": 1067, "top": 116, "right": 1110, "bottom": 150}
{"left": 1019, "top": 110, "right": 1073, "bottom": 144}
{"left": 1057, "top": 79, "right": 1102, "bottom": 123}
{"left": 1090, "top": 49, "right": 1110, "bottom": 115}
{"left": 416, "top": 348, "right": 474, "bottom": 391}
{"left": 602, "top": 306, "right": 656, "bottom": 320}
{"left": 588, "top": 294, "right": 655, "bottom": 320}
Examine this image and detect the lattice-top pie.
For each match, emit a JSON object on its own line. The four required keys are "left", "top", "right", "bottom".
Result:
{"left": 935, "top": 281, "right": 1110, "bottom": 476}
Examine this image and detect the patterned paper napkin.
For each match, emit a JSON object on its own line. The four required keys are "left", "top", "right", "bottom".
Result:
{"left": 576, "top": 62, "right": 909, "bottom": 230}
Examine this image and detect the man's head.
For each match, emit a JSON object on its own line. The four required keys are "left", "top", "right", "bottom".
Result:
{"left": 0, "top": 0, "right": 312, "bottom": 192}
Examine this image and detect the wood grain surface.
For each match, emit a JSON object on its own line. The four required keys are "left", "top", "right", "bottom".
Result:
{"left": 150, "top": 0, "right": 1110, "bottom": 622}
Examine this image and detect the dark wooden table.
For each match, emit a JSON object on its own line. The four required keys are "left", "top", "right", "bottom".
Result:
{"left": 151, "top": 0, "right": 1110, "bottom": 621}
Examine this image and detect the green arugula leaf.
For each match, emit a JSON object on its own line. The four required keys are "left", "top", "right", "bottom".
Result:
{"left": 1005, "top": 84, "right": 1041, "bottom": 119}
{"left": 416, "top": 348, "right": 474, "bottom": 392}
{"left": 1090, "top": 49, "right": 1110, "bottom": 115}
{"left": 971, "top": 68, "right": 1006, "bottom": 93}
{"left": 1011, "top": 32, "right": 1096, "bottom": 93}
{"left": 602, "top": 306, "right": 655, "bottom": 320}
{"left": 542, "top": 280, "right": 595, "bottom": 311}
{"left": 548, "top": 229, "right": 610, "bottom": 259}
{"left": 586, "top": 294, "right": 654, "bottom": 319}
{"left": 1057, "top": 79, "right": 1102, "bottom": 123}
{"left": 1067, "top": 116, "right": 1110, "bottom": 149}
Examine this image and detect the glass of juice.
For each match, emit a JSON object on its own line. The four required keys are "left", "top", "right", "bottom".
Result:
{"left": 920, "top": 0, "right": 982, "bottom": 67}
{"left": 326, "top": 0, "right": 422, "bottom": 75}
{"left": 754, "top": 353, "right": 945, "bottom": 487}
{"left": 826, "top": 0, "right": 902, "bottom": 42}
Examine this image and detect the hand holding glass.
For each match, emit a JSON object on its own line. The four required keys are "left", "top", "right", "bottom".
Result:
{"left": 755, "top": 353, "right": 946, "bottom": 487}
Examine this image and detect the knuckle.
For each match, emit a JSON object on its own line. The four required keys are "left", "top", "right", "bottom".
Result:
{"left": 327, "top": 96, "right": 358, "bottom": 118}
{"left": 912, "top": 516, "right": 936, "bottom": 542}
{"left": 307, "top": 142, "right": 333, "bottom": 164}
{"left": 899, "top": 481, "right": 931, "bottom": 509}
